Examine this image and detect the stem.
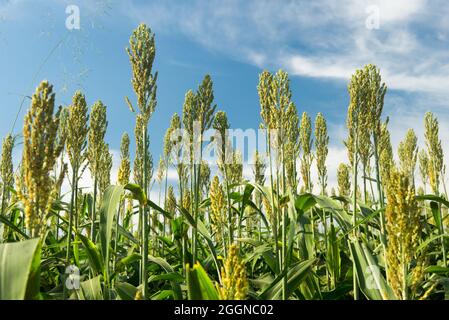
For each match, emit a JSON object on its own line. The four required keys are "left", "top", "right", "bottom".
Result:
{"left": 352, "top": 127, "right": 359, "bottom": 301}
{"left": 142, "top": 205, "right": 149, "bottom": 299}
{"left": 1, "top": 183, "right": 6, "bottom": 214}
{"left": 402, "top": 249, "right": 408, "bottom": 300}
{"left": 91, "top": 177, "right": 98, "bottom": 241}
{"left": 178, "top": 166, "right": 187, "bottom": 277}
{"left": 113, "top": 199, "right": 123, "bottom": 285}
{"left": 56, "top": 151, "right": 65, "bottom": 241}
{"left": 330, "top": 211, "right": 336, "bottom": 289}
{"left": 266, "top": 129, "right": 279, "bottom": 274}
{"left": 192, "top": 162, "right": 198, "bottom": 264}
{"left": 142, "top": 125, "right": 149, "bottom": 299}
{"left": 1, "top": 188, "right": 7, "bottom": 239}
{"left": 66, "top": 166, "right": 77, "bottom": 264}
{"left": 439, "top": 203, "right": 447, "bottom": 267}
{"left": 373, "top": 136, "right": 387, "bottom": 262}
{"left": 441, "top": 170, "right": 448, "bottom": 200}
{"left": 74, "top": 173, "right": 79, "bottom": 240}
{"left": 280, "top": 133, "right": 287, "bottom": 301}
{"left": 138, "top": 206, "right": 142, "bottom": 285}
{"left": 224, "top": 169, "right": 232, "bottom": 255}
{"left": 363, "top": 166, "right": 370, "bottom": 239}
{"left": 162, "top": 159, "right": 169, "bottom": 256}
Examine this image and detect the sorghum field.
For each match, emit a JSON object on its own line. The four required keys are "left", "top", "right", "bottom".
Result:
{"left": 0, "top": 23, "right": 448, "bottom": 301}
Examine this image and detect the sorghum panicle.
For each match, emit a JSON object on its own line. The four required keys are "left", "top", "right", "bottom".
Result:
{"left": 118, "top": 132, "right": 131, "bottom": 186}
{"left": 315, "top": 112, "right": 329, "bottom": 194}
{"left": 99, "top": 143, "right": 112, "bottom": 194}
{"left": 217, "top": 244, "right": 248, "bottom": 300}
{"left": 300, "top": 112, "right": 313, "bottom": 192}
{"left": 18, "top": 81, "right": 64, "bottom": 238}
{"left": 67, "top": 91, "right": 89, "bottom": 170}
{"left": 398, "top": 129, "right": 418, "bottom": 184}
{"left": 1, "top": 134, "right": 14, "bottom": 194}
{"left": 424, "top": 112, "right": 443, "bottom": 194}
{"left": 385, "top": 166, "right": 424, "bottom": 299}
{"left": 210, "top": 176, "right": 225, "bottom": 241}
{"left": 126, "top": 23, "right": 158, "bottom": 123}
{"left": 418, "top": 149, "right": 429, "bottom": 190}
{"left": 337, "top": 163, "right": 351, "bottom": 197}
{"left": 88, "top": 100, "right": 108, "bottom": 179}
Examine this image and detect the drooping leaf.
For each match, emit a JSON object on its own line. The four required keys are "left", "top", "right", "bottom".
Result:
{"left": 115, "top": 282, "right": 138, "bottom": 300}
{"left": 124, "top": 183, "right": 147, "bottom": 206}
{"left": 79, "top": 233, "right": 104, "bottom": 276}
{"left": 148, "top": 255, "right": 183, "bottom": 300}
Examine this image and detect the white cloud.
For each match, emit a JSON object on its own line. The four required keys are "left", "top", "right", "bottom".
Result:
{"left": 125, "top": 0, "right": 449, "bottom": 96}
{"left": 60, "top": 148, "right": 120, "bottom": 197}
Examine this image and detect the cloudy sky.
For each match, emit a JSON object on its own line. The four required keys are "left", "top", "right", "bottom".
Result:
{"left": 1, "top": 0, "right": 448, "bottom": 192}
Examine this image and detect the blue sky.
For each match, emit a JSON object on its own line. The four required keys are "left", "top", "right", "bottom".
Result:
{"left": 1, "top": 0, "right": 449, "bottom": 189}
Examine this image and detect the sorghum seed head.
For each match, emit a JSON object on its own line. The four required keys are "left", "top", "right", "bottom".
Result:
{"left": 218, "top": 244, "right": 248, "bottom": 300}
{"left": 88, "top": 100, "right": 108, "bottom": 178}
{"left": 99, "top": 143, "right": 112, "bottom": 194}
{"left": 398, "top": 129, "right": 418, "bottom": 183}
{"left": 118, "top": 132, "right": 131, "bottom": 186}
{"left": 418, "top": 149, "right": 429, "bottom": 188}
{"left": 1, "top": 134, "right": 14, "bottom": 189}
{"left": 315, "top": 112, "right": 329, "bottom": 194}
{"left": 67, "top": 91, "right": 89, "bottom": 169}
{"left": 127, "top": 23, "right": 157, "bottom": 123}
{"left": 210, "top": 175, "right": 225, "bottom": 241}
{"left": 424, "top": 112, "right": 443, "bottom": 194}
{"left": 337, "top": 163, "right": 351, "bottom": 197}
{"left": 385, "top": 166, "right": 423, "bottom": 299}
{"left": 18, "top": 80, "right": 64, "bottom": 238}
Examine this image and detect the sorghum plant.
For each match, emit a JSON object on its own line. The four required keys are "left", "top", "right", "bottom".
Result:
{"left": 17, "top": 81, "right": 64, "bottom": 239}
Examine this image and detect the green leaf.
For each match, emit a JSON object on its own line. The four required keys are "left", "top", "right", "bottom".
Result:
{"left": 116, "top": 252, "right": 141, "bottom": 271}
{"left": 151, "top": 290, "right": 173, "bottom": 300}
{"left": 342, "top": 208, "right": 384, "bottom": 237}
{"left": 416, "top": 234, "right": 449, "bottom": 253}
{"left": 425, "top": 266, "right": 449, "bottom": 274}
{"left": 295, "top": 193, "right": 317, "bottom": 213}
{"left": 0, "top": 214, "right": 29, "bottom": 239}
{"left": 258, "top": 259, "right": 316, "bottom": 300}
{"left": 430, "top": 201, "right": 442, "bottom": 229}
{"left": 286, "top": 189, "right": 298, "bottom": 265}
{"left": 326, "top": 222, "right": 341, "bottom": 283}
{"left": 99, "top": 185, "right": 124, "bottom": 282}
{"left": 175, "top": 203, "right": 195, "bottom": 226}
{"left": 78, "top": 233, "right": 104, "bottom": 276}
{"left": 321, "top": 282, "right": 353, "bottom": 300}
{"left": 80, "top": 276, "right": 103, "bottom": 300}
{"left": 416, "top": 194, "right": 449, "bottom": 209}
{"left": 348, "top": 240, "right": 396, "bottom": 300}
{"left": 0, "top": 238, "right": 41, "bottom": 300}
{"left": 174, "top": 202, "right": 220, "bottom": 275}
{"left": 124, "top": 183, "right": 147, "bottom": 205}
{"left": 147, "top": 198, "right": 173, "bottom": 220}
{"left": 115, "top": 282, "right": 138, "bottom": 300}
{"left": 186, "top": 263, "right": 219, "bottom": 300}
{"left": 148, "top": 255, "right": 183, "bottom": 300}
{"left": 245, "top": 199, "right": 270, "bottom": 232}
{"left": 241, "top": 184, "right": 255, "bottom": 210}
{"left": 148, "top": 273, "right": 184, "bottom": 283}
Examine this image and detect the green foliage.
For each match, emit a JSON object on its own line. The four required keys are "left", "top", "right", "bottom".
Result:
{"left": 0, "top": 25, "right": 447, "bottom": 303}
